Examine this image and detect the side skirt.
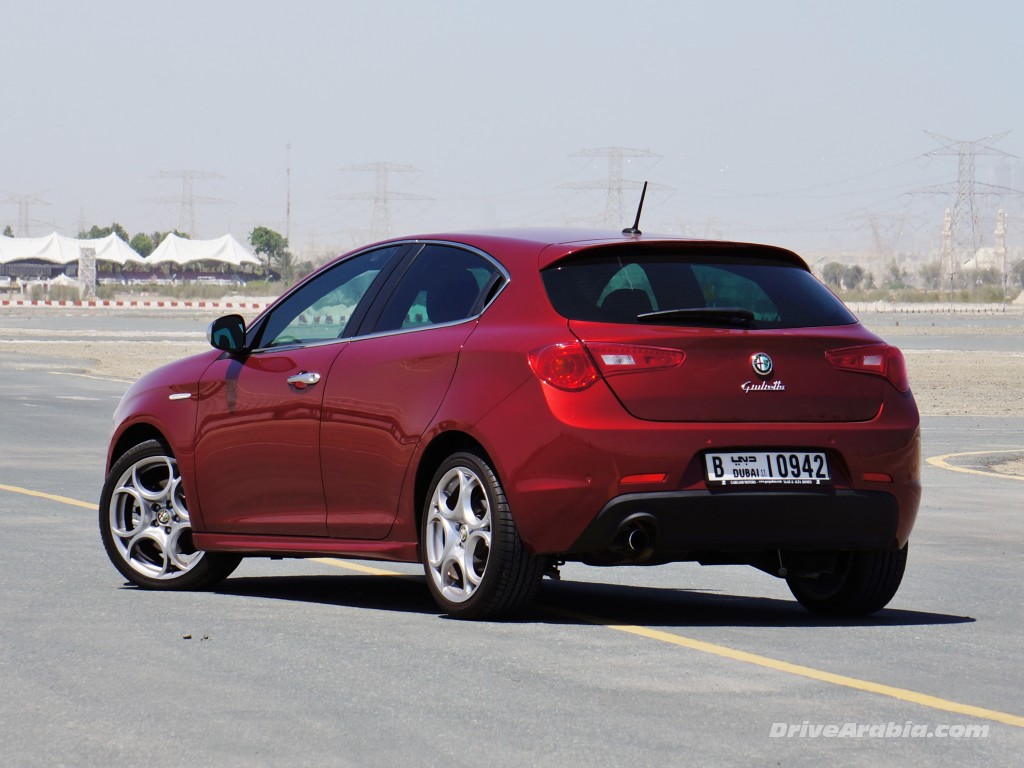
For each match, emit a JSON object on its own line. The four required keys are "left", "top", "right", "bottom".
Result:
{"left": 193, "top": 533, "right": 419, "bottom": 564}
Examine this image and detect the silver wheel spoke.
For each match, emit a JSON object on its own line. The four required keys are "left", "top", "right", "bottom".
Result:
{"left": 455, "top": 471, "right": 476, "bottom": 524}
{"left": 126, "top": 528, "right": 170, "bottom": 578}
{"left": 130, "top": 457, "right": 174, "bottom": 503}
{"left": 110, "top": 486, "right": 151, "bottom": 537}
{"left": 440, "top": 547, "right": 469, "bottom": 598}
{"left": 167, "top": 527, "right": 201, "bottom": 571}
{"left": 426, "top": 513, "right": 458, "bottom": 568}
{"left": 457, "top": 470, "right": 490, "bottom": 528}
{"left": 168, "top": 475, "right": 189, "bottom": 523}
{"left": 463, "top": 530, "right": 491, "bottom": 587}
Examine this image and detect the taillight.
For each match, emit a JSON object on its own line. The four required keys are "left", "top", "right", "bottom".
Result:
{"left": 529, "top": 341, "right": 685, "bottom": 391}
{"left": 529, "top": 343, "right": 600, "bottom": 391}
{"left": 588, "top": 342, "right": 686, "bottom": 377}
{"left": 826, "top": 344, "right": 910, "bottom": 392}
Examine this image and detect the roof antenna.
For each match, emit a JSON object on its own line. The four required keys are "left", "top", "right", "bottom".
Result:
{"left": 622, "top": 181, "right": 648, "bottom": 236}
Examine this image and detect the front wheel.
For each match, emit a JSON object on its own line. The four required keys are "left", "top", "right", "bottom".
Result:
{"left": 99, "top": 440, "right": 240, "bottom": 590}
{"left": 786, "top": 544, "right": 908, "bottom": 616}
{"left": 422, "top": 452, "right": 546, "bottom": 620}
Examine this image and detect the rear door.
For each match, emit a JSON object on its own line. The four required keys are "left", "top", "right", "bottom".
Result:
{"left": 320, "top": 243, "right": 504, "bottom": 538}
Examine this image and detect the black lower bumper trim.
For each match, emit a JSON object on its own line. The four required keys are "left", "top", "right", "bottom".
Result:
{"left": 566, "top": 489, "right": 900, "bottom": 556}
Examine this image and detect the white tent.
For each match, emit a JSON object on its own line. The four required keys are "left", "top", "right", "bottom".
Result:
{"left": 0, "top": 232, "right": 145, "bottom": 265}
{"left": 147, "top": 233, "right": 260, "bottom": 267}
{"left": 0, "top": 233, "right": 81, "bottom": 264}
{"left": 90, "top": 234, "right": 147, "bottom": 266}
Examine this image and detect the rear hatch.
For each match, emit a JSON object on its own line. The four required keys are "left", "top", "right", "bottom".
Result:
{"left": 542, "top": 242, "right": 888, "bottom": 423}
{"left": 566, "top": 323, "right": 885, "bottom": 422}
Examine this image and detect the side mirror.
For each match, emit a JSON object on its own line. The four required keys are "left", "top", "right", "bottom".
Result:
{"left": 207, "top": 314, "right": 247, "bottom": 352}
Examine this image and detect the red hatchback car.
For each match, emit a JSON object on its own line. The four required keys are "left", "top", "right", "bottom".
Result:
{"left": 100, "top": 228, "right": 920, "bottom": 619}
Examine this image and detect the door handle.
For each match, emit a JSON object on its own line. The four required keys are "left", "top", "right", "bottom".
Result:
{"left": 287, "top": 371, "right": 321, "bottom": 389}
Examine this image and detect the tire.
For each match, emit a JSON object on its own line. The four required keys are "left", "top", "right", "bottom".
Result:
{"left": 786, "top": 544, "right": 908, "bottom": 616}
{"left": 99, "top": 439, "right": 241, "bottom": 590}
{"left": 422, "top": 452, "right": 546, "bottom": 620}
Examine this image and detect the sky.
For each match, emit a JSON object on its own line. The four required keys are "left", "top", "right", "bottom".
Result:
{"left": 2, "top": 0, "right": 1022, "bottom": 261}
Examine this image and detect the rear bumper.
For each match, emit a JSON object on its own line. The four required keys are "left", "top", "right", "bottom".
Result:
{"left": 566, "top": 488, "right": 900, "bottom": 558}
{"left": 469, "top": 377, "right": 919, "bottom": 555}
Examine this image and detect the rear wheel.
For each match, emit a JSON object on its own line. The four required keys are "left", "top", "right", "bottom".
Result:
{"left": 786, "top": 544, "right": 908, "bottom": 616}
{"left": 422, "top": 452, "right": 546, "bottom": 619}
{"left": 99, "top": 440, "right": 240, "bottom": 590}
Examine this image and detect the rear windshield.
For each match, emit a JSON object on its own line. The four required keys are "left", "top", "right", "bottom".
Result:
{"left": 541, "top": 252, "right": 856, "bottom": 329}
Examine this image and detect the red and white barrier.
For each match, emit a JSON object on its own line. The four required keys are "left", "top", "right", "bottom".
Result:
{"left": 0, "top": 298, "right": 271, "bottom": 311}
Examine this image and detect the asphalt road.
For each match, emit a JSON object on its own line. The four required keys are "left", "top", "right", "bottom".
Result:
{"left": 1, "top": 338, "right": 1022, "bottom": 766}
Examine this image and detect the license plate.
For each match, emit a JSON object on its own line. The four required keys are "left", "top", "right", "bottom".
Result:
{"left": 704, "top": 451, "right": 830, "bottom": 486}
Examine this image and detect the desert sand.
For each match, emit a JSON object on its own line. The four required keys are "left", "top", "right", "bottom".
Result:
{"left": 1, "top": 308, "right": 1021, "bottom": 419}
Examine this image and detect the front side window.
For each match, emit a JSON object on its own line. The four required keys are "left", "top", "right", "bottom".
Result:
{"left": 255, "top": 245, "right": 402, "bottom": 348}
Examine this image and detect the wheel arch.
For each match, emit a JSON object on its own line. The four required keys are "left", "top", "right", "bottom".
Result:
{"left": 413, "top": 430, "right": 492, "bottom": 532}
{"left": 108, "top": 423, "right": 172, "bottom": 471}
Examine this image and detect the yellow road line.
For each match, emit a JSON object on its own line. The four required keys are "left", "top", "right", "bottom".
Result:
{"left": 310, "top": 557, "right": 406, "bottom": 577}
{"left": 49, "top": 370, "right": 134, "bottom": 384}
{"left": 314, "top": 559, "right": 1024, "bottom": 730}
{"left": 0, "top": 483, "right": 96, "bottom": 510}
{"left": 927, "top": 449, "right": 1024, "bottom": 482}
{"left": 8, "top": 482, "right": 1021, "bottom": 730}
{"left": 543, "top": 608, "right": 1024, "bottom": 729}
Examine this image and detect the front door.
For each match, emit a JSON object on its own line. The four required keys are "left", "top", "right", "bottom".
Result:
{"left": 191, "top": 244, "right": 405, "bottom": 536}
{"left": 194, "top": 343, "right": 345, "bottom": 535}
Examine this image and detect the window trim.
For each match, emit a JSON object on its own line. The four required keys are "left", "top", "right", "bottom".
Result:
{"left": 355, "top": 240, "right": 511, "bottom": 338}
{"left": 243, "top": 240, "right": 510, "bottom": 353}
{"left": 244, "top": 243, "right": 411, "bottom": 353}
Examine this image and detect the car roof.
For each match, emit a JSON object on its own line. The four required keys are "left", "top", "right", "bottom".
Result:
{"left": 367, "top": 228, "right": 809, "bottom": 272}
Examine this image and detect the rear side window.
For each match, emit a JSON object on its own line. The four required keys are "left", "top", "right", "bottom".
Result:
{"left": 371, "top": 244, "right": 501, "bottom": 333}
{"left": 542, "top": 251, "right": 855, "bottom": 329}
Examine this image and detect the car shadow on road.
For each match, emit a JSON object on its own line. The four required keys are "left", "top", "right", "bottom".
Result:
{"left": 529, "top": 579, "right": 975, "bottom": 628}
{"left": 212, "top": 572, "right": 974, "bottom": 628}
{"left": 215, "top": 574, "right": 438, "bottom": 616}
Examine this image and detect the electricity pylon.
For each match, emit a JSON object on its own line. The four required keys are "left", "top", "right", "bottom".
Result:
{"left": 335, "top": 162, "right": 430, "bottom": 241}
{"left": 2, "top": 191, "right": 50, "bottom": 236}
{"left": 148, "top": 170, "right": 228, "bottom": 237}
{"left": 561, "top": 147, "right": 664, "bottom": 226}
{"left": 917, "top": 131, "right": 1019, "bottom": 266}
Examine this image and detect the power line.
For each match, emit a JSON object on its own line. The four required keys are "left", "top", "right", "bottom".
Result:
{"left": 2, "top": 191, "right": 50, "bottom": 236}
{"left": 560, "top": 147, "right": 663, "bottom": 226}
{"left": 147, "top": 170, "right": 229, "bottom": 237}
{"left": 915, "top": 131, "right": 1020, "bottom": 264}
{"left": 334, "top": 162, "right": 430, "bottom": 241}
